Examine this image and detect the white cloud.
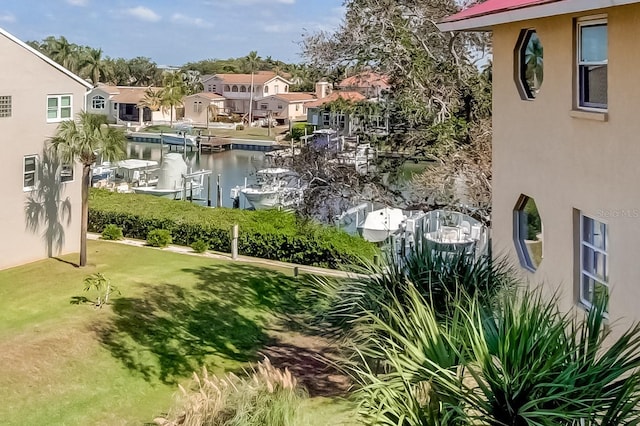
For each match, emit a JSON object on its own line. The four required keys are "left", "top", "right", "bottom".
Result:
{"left": 126, "top": 6, "right": 161, "bottom": 22}
{"left": 0, "top": 13, "right": 15, "bottom": 23}
{"left": 205, "top": 0, "right": 294, "bottom": 5}
{"left": 171, "top": 13, "right": 212, "bottom": 28}
{"left": 66, "top": 0, "right": 88, "bottom": 6}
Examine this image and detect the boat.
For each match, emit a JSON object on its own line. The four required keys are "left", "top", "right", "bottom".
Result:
{"left": 359, "top": 207, "right": 406, "bottom": 243}
{"left": 238, "top": 168, "right": 304, "bottom": 210}
{"left": 132, "top": 153, "right": 206, "bottom": 199}
{"left": 421, "top": 209, "right": 488, "bottom": 256}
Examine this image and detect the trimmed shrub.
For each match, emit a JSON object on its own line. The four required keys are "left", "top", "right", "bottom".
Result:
{"left": 88, "top": 189, "right": 376, "bottom": 268}
{"left": 101, "top": 224, "right": 123, "bottom": 240}
{"left": 290, "top": 123, "right": 314, "bottom": 141}
{"left": 147, "top": 229, "right": 172, "bottom": 248}
{"left": 235, "top": 124, "right": 245, "bottom": 130}
{"left": 191, "top": 240, "right": 209, "bottom": 253}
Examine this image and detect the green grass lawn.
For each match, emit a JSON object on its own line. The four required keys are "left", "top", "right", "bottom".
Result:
{"left": 0, "top": 240, "right": 354, "bottom": 425}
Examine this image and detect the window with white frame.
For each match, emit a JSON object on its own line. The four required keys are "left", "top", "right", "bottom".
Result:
{"left": 23, "top": 155, "right": 37, "bottom": 190}
{"left": 577, "top": 17, "right": 607, "bottom": 109}
{"left": 274, "top": 85, "right": 279, "bottom": 93}
{"left": 277, "top": 104, "right": 283, "bottom": 110}
{"left": 579, "top": 214, "right": 609, "bottom": 311}
{"left": 0, "top": 95, "right": 12, "bottom": 117}
{"left": 264, "top": 86, "right": 269, "bottom": 94}
{"left": 91, "top": 95, "right": 105, "bottom": 110}
{"left": 60, "top": 164, "right": 73, "bottom": 183}
{"left": 194, "top": 101, "right": 203, "bottom": 113}
{"left": 47, "top": 94, "right": 72, "bottom": 122}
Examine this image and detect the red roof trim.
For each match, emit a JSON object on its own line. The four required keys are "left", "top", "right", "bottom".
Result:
{"left": 442, "top": 0, "right": 560, "bottom": 23}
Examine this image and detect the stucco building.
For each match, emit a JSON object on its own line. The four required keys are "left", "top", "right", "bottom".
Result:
{"left": 440, "top": 0, "right": 640, "bottom": 323}
{"left": 0, "top": 28, "right": 92, "bottom": 270}
{"left": 87, "top": 84, "right": 172, "bottom": 127}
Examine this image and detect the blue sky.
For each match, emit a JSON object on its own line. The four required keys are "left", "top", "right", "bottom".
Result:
{"left": 0, "top": 0, "right": 345, "bottom": 66}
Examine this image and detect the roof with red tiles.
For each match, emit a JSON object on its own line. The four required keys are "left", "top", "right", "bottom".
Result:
{"left": 305, "top": 91, "right": 366, "bottom": 108}
{"left": 339, "top": 72, "right": 391, "bottom": 89}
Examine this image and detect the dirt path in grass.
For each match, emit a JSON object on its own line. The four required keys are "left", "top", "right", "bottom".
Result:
{"left": 261, "top": 329, "right": 352, "bottom": 398}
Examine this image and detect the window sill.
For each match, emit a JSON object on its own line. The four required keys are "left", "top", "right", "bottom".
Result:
{"left": 569, "top": 110, "right": 608, "bottom": 122}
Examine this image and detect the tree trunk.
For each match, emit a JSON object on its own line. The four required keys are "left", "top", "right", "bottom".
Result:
{"left": 80, "top": 163, "right": 90, "bottom": 267}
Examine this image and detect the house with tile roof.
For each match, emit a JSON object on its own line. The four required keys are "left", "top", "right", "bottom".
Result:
{"left": 338, "top": 72, "right": 391, "bottom": 99}
{"left": 202, "top": 71, "right": 293, "bottom": 119}
{"left": 439, "top": 0, "right": 640, "bottom": 323}
{"left": 182, "top": 92, "right": 227, "bottom": 127}
{"left": 87, "top": 84, "right": 173, "bottom": 127}
{"left": 0, "top": 27, "right": 92, "bottom": 270}
{"left": 256, "top": 92, "right": 317, "bottom": 124}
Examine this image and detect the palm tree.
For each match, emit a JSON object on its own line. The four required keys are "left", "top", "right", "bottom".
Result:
{"left": 50, "top": 36, "right": 79, "bottom": 73}
{"left": 50, "top": 112, "right": 126, "bottom": 266}
{"left": 80, "top": 47, "right": 107, "bottom": 85}
{"left": 139, "top": 87, "right": 163, "bottom": 112}
{"left": 160, "top": 72, "right": 186, "bottom": 126}
{"left": 243, "top": 51, "right": 261, "bottom": 125}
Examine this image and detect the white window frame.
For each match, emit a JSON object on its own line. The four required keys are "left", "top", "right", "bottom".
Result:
{"left": 194, "top": 101, "right": 203, "bottom": 113}
{"left": 23, "top": 155, "right": 38, "bottom": 191}
{"left": 579, "top": 214, "right": 609, "bottom": 312}
{"left": 60, "top": 163, "right": 74, "bottom": 183}
{"left": 47, "top": 94, "right": 73, "bottom": 122}
{"left": 577, "top": 16, "right": 608, "bottom": 111}
{"left": 91, "top": 95, "right": 105, "bottom": 110}
{"left": 264, "top": 86, "right": 269, "bottom": 94}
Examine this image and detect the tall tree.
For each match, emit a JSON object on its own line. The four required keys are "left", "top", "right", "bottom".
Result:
{"left": 243, "top": 51, "right": 260, "bottom": 124}
{"left": 80, "top": 47, "right": 108, "bottom": 84}
{"left": 160, "top": 72, "right": 186, "bottom": 125}
{"left": 302, "top": 0, "right": 493, "bottom": 210}
{"left": 50, "top": 112, "right": 126, "bottom": 266}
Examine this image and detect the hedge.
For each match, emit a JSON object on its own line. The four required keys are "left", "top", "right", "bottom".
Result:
{"left": 88, "top": 189, "right": 377, "bottom": 268}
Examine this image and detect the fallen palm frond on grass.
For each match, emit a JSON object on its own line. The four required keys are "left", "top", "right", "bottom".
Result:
{"left": 155, "top": 357, "right": 307, "bottom": 426}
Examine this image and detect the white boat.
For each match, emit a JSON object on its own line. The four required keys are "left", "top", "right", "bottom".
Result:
{"left": 132, "top": 153, "right": 206, "bottom": 199}
{"left": 239, "top": 168, "right": 304, "bottom": 210}
{"left": 360, "top": 207, "right": 406, "bottom": 243}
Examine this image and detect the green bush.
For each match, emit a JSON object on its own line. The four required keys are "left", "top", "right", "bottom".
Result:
{"left": 101, "top": 224, "right": 123, "bottom": 240}
{"left": 235, "top": 124, "right": 245, "bottom": 130}
{"left": 147, "top": 229, "right": 172, "bottom": 248}
{"left": 191, "top": 240, "right": 209, "bottom": 253}
{"left": 290, "top": 123, "right": 314, "bottom": 141}
{"left": 88, "top": 189, "right": 377, "bottom": 268}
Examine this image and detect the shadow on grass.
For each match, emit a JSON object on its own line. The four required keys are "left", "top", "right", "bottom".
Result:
{"left": 93, "top": 263, "right": 311, "bottom": 384}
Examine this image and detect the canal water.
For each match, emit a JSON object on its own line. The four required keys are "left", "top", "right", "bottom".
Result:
{"left": 125, "top": 142, "right": 266, "bottom": 208}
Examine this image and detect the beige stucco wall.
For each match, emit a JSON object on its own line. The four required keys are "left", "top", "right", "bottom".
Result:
{"left": 491, "top": 4, "right": 640, "bottom": 325}
{"left": 0, "top": 35, "right": 88, "bottom": 270}
{"left": 183, "top": 96, "right": 226, "bottom": 125}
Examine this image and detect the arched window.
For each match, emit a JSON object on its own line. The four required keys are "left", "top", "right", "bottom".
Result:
{"left": 285, "top": 85, "right": 289, "bottom": 92}
{"left": 224, "top": 85, "right": 230, "bottom": 92}
{"left": 92, "top": 95, "right": 105, "bottom": 110}
{"left": 240, "top": 86, "right": 247, "bottom": 93}
{"left": 232, "top": 85, "right": 239, "bottom": 92}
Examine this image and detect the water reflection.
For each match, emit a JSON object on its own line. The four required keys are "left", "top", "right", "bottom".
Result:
{"left": 126, "top": 142, "right": 265, "bottom": 208}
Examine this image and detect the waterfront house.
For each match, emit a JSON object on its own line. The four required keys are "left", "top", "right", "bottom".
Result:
{"left": 202, "top": 71, "right": 293, "bottom": 119}
{"left": 0, "top": 27, "right": 91, "bottom": 270}
{"left": 338, "top": 72, "right": 391, "bottom": 99}
{"left": 256, "top": 92, "right": 316, "bottom": 125}
{"left": 439, "top": 0, "right": 640, "bottom": 323}
{"left": 182, "top": 92, "right": 227, "bottom": 127}
{"left": 87, "top": 84, "right": 172, "bottom": 127}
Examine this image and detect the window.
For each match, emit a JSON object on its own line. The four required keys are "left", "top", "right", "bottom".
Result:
{"left": 0, "top": 95, "right": 11, "bottom": 117}
{"left": 260, "top": 104, "right": 268, "bottom": 110}
{"left": 579, "top": 214, "right": 609, "bottom": 311}
{"left": 231, "top": 85, "right": 238, "bottom": 92}
{"left": 194, "top": 101, "right": 203, "bottom": 113}
{"left": 91, "top": 95, "right": 105, "bottom": 110}
{"left": 577, "top": 18, "right": 607, "bottom": 109}
{"left": 23, "top": 155, "right": 37, "bottom": 190}
{"left": 60, "top": 164, "right": 73, "bottom": 183}
{"left": 264, "top": 86, "right": 269, "bottom": 94}
{"left": 277, "top": 104, "right": 283, "bottom": 110}
{"left": 224, "top": 85, "right": 230, "bottom": 92}
{"left": 240, "top": 86, "right": 247, "bottom": 93}
{"left": 274, "top": 85, "right": 279, "bottom": 93}
{"left": 47, "top": 95, "right": 72, "bottom": 122}
{"left": 514, "top": 29, "right": 543, "bottom": 100}
{"left": 295, "top": 104, "right": 300, "bottom": 111}
{"left": 514, "top": 195, "right": 543, "bottom": 271}
{"left": 285, "top": 85, "right": 289, "bottom": 93}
